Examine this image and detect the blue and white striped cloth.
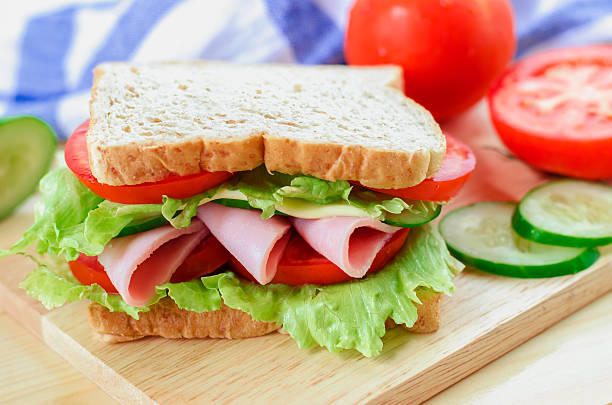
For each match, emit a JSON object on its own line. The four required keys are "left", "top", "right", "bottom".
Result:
{"left": 1, "top": 0, "right": 610, "bottom": 139}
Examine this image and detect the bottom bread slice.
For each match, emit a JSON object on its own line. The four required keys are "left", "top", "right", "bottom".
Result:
{"left": 89, "top": 292, "right": 442, "bottom": 343}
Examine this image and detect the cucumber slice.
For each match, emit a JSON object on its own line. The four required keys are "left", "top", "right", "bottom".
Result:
{"left": 117, "top": 215, "right": 169, "bottom": 237}
{"left": 383, "top": 204, "right": 441, "bottom": 228}
{"left": 211, "top": 188, "right": 439, "bottom": 225}
{"left": 513, "top": 180, "right": 612, "bottom": 247}
{"left": 212, "top": 199, "right": 288, "bottom": 216}
{"left": 0, "top": 116, "right": 57, "bottom": 220}
{"left": 213, "top": 197, "right": 439, "bottom": 227}
{"left": 440, "top": 202, "right": 599, "bottom": 278}
{"left": 213, "top": 198, "right": 254, "bottom": 210}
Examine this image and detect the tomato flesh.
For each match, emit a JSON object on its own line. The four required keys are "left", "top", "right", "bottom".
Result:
{"left": 360, "top": 134, "right": 475, "bottom": 201}
{"left": 68, "top": 254, "right": 118, "bottom": 294}
{"left": 65, "top": 121, "right": 234, "bottom": 204}
{"left": 70, "top": 227, "right": 410, "bottom": 291}
{"left": 170, "top": 235, "right": 231, "bottom": 283}
{"left": 229, "top": 228, "right": 410, "bottom": 286}
{"left": 488, "top": 45, "right": 612, "bottom": 179}
{"left": 68, "top": 235, "right": 231, "bottom": 293}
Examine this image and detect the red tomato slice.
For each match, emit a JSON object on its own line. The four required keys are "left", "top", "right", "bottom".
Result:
{"left": 359, "top": 134, "right": 475, "bottom": 201}
{"left": 488, "top": 45, "right": 612, "bottom": 179}
{"left": 65, "top": 120, "right": 234, "bottom": 204}
{"left": 170, "top": 235, "right": 231, "bottom": 283}
{"left": 229, "top": 228, "right": 410, "bottom": 286}
{"left": 68, "top": 254, "right": 118, "bottom": 294}
{"left": 68, "top": 235, "right": 231, "bottom": 293}
{"left": 70, "top": 229, "right": 409, "bottom": 290}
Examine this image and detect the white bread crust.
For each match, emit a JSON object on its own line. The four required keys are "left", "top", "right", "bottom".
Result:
{"left": 88, "top": 62, "right": 444, "bottom": 188}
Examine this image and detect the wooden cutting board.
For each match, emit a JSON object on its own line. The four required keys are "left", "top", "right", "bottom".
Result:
{"left": 1, "top": 103, "right": 611, "bottom": 404}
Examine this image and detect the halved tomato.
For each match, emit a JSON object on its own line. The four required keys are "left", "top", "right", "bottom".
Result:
{"left": 359, "top": 133, "right": 475, "bottom": 201}
{"left": 229, "top": 228, "right": 410, "bottom": 286}
{"left": 65, "top": 120, "right": 234, "bottom": 204}
{"left": 488, "top": 45, "right": 612, "bottom": 179}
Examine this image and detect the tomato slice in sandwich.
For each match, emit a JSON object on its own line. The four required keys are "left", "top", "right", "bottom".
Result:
{"left": 229, "top": 228, "right": 410, "bottom": 286}
{"left": 70, "top": 227, "right": 409, "bottom": 292}
{"left": 359, "top": 133, "right": 475, "bottom": 201}
{"left": 68, "top": 253, "right": 118, "bottom": 294}
{"left": 169, "top": 235, "right": 232, "bottom": 283}
{"left": 65, "top": 120, "right": 234, "bottom": 204}
{"left": 68, "top": 235, "right": 231, "bottom": 293}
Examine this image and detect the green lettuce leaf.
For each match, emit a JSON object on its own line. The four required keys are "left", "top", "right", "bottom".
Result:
{"left": 160, "top": 185, "right": 222, "bottom": 228}
{"left": 21, "top": 263, "right": 222, "bottom": 319}
{"left": 232, "top": 166, "right": 353, "bottom": 218}
{"left": 1, "top": 168, "right": 208, "bottom": 260}
{"left": 211, "top": 224, "right": 462, "bottom": 356}
{"left": 20, "top": 266, "right": 159, "bottom": 319}
{"left": 3, "top": 166, "right": 438, "bottom": 267}
{"left": 228, "top": 166, "right": 350, "bottom": 219}
{"left": 20, "top": 224, "right": 462, "bottom": 356}
{"left": 231, "top": 165, "right": 436, "bottom": 221}
{"left": 346, "top": 188, "right": 439, "bottom": 219}
{"left": 275, "top": 174, "right": 352, "bottom": 204}
{"left": 163, "top": 279, "right": 222, "bottom": 313}
{"left": 1, "top": 168, "right": 103, "bottom": 260}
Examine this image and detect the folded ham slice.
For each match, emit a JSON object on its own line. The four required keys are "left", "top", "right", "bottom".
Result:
{"left": 292, "top": 217, "right": 400, "bottom": 278}
{"left": 197, "top": 204, "right": 291, "bottom": 284}
{"left": 98, "top": 220, "right": 209, "bottom": 307}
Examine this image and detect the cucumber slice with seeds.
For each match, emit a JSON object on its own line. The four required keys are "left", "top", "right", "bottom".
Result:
{"left": 440, "top": 202, "right": 599, "bottom": 278}
{"left": 0, "top": 116, "right": 57, "bottom": 220}
{"left": 512, "top": 180, "right": 612, "bottom": 247}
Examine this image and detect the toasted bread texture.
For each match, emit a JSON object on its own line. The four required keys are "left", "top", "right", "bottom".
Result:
{"left": 88, "top": 299, "right": 280, "bottom": 343}
{"left": 88, "top": 62, "right": 444, "bottom": 188}
{"left": 88, "top": 292, "right": 442, "bottom": 343}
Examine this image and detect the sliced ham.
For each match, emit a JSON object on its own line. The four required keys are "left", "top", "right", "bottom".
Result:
{"left": 197, "top": 204, "right": 291, "bottom": 284}
{"left": 292, "top": 217, "right": 400, "bottom": 278}
{"left": 98, "top": 220, "right": 209, "bottom": 307}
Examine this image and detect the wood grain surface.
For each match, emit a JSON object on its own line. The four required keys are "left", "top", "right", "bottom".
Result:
{"left": 427, "top": 291, "right": 612, "bottom": 405}
{"left": 0, "top": 103, "right": 611, "bottom": 404}
{"left": 2, "top": 282, "right": 611, "bottom": 405}
{"left": 0, "top": 306, "right": 115, "bottom": 405}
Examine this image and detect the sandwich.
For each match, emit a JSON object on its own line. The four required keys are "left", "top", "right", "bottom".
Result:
{"left": 3, "top": 62, "right": 472, "bottom": 357}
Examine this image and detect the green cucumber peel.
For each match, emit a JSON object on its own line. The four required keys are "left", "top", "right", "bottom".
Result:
{"left": 440, "top": 201, "right": 600, "bottom": 279}
{"left": 0, "top": 116, "right": 57, "bottom": 220}
{"left": 512, "top": 180, "right": 612, "bottom": 248}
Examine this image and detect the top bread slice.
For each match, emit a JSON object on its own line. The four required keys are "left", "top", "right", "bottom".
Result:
{"left": 88, "top": 61, "right": 444, "bottom": 188}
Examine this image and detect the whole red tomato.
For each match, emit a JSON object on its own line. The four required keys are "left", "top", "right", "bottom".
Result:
{"left": 345, "top": 0, "right": 516, "bottom": 120}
